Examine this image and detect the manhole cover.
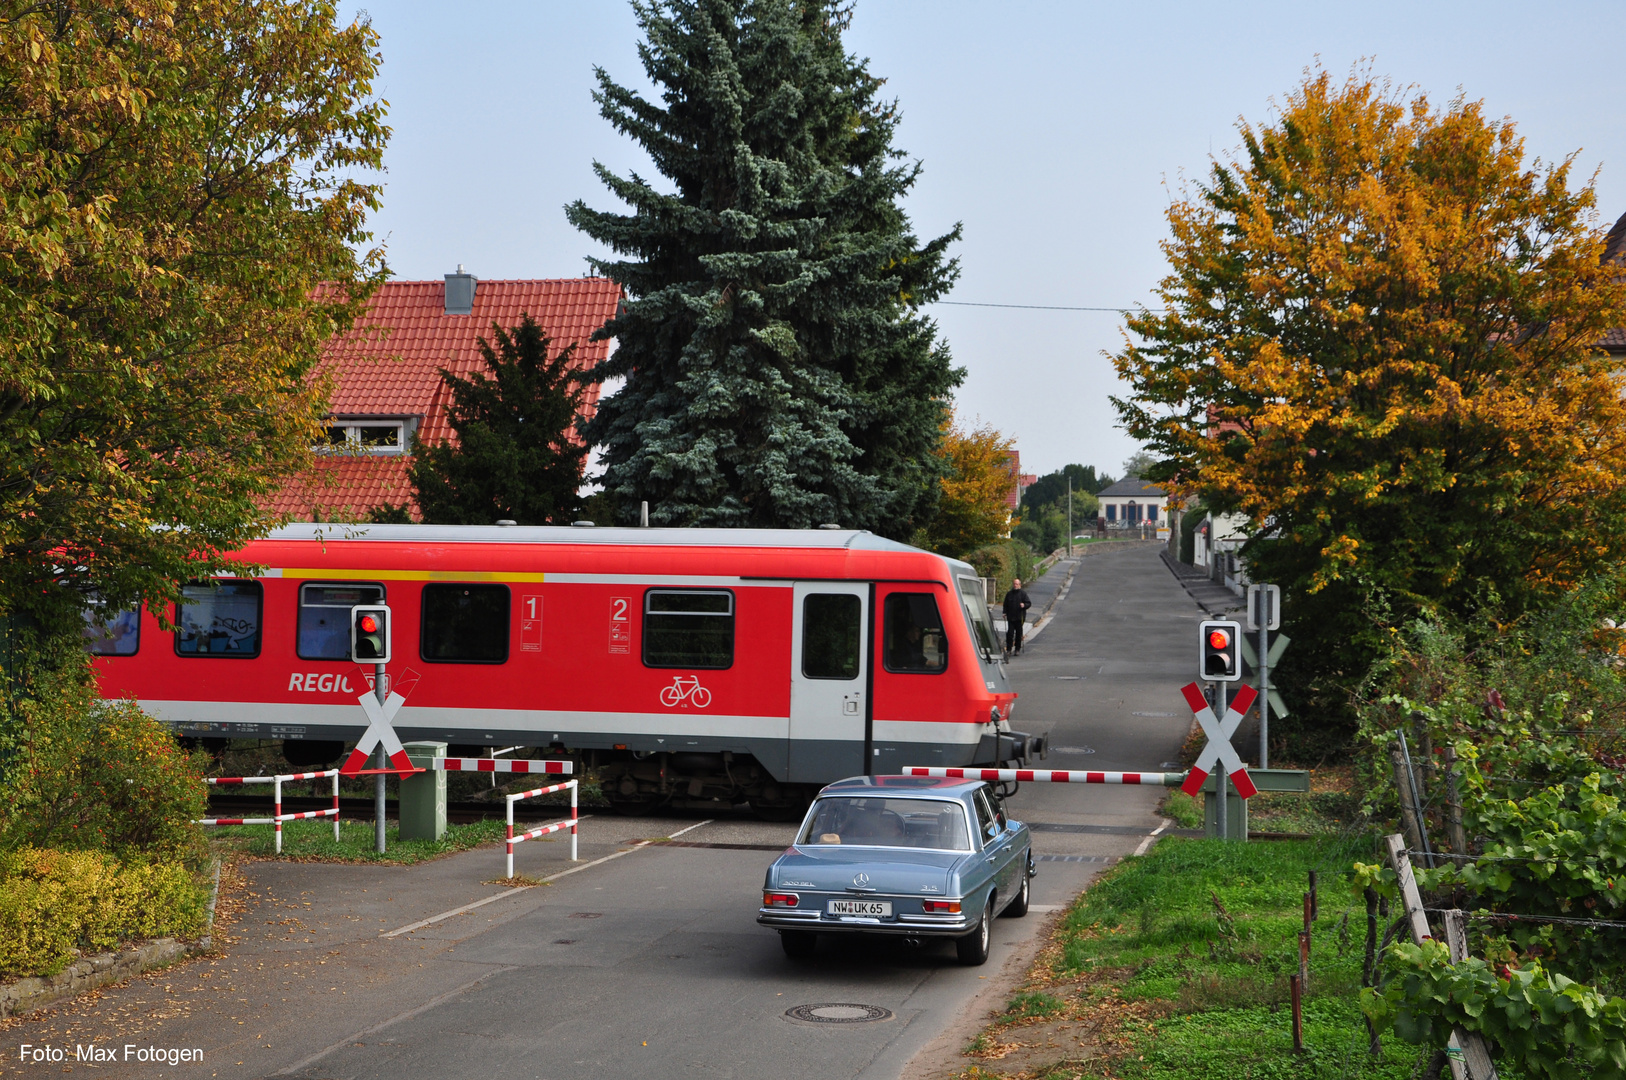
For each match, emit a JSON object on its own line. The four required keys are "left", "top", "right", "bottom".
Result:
{"left": 1053, "top": 675, "right": 1081, "bottom": 680}
{"left": 568, "top": 912, "right": 602, "bottom": 919}
{"left": 1132, "top": 711, "right": 1175, "bottom": 717}
{"left": 785, "top": 1003, "right": 894, "bottom": 1024}
{"left": 1051, "top": 746, "right": 1096, "bottom": 755}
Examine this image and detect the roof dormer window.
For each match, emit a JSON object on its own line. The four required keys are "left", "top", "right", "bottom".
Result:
{"left": 320, "top": 420, "right": 406, "bottom": 455}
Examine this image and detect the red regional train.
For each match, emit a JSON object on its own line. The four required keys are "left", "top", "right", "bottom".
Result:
{"left": 89, "top": 524, "right": 1047, "bottom": 815}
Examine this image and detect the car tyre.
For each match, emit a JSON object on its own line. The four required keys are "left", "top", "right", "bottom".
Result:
{"left": 1003, "top": 866, "right": 1030, "bottom": 918}
{"left": 956, "top": 899, "right": 992, "bottom": 966}
{"left": 780, "top": 930, "right": 817, "bottom": 958}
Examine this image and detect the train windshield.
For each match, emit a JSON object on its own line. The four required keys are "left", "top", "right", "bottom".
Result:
{"left": 957, "top": 578, "right": 998, "bottom": 661}
{"left": 798, "top": 796, "right": 972, "bottom": 851}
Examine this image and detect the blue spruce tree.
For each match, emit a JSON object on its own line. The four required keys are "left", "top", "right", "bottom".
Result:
{"left": 567, "top": 0, "right": 961, "bottom": 534}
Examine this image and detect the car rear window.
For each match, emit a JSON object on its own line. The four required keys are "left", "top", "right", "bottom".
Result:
{"left": 798, "top": 796, "right": 971, "bottom": 851}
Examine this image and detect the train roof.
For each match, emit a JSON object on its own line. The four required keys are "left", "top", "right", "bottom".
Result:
{"left": 264, "top": 523, "right": 927, "bottom": 554}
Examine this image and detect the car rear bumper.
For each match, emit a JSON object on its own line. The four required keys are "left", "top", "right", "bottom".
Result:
{"left": 757, "top": 908, "right": 973, "bottom": 936}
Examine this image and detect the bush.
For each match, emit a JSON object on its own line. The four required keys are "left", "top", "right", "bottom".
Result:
{"left": 962, "top": 540, "right": 1037, "bottom": 602}
{"left": 0, "top": 847, "right": 208, "bottom": 978}
{"left": 0, "top": 655, "right": 207, "bottom": 864}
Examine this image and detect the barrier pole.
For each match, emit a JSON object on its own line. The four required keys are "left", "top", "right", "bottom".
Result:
{"left": 571, "top": 780, "right": 578, "bottom": 862}
{"left": 332, "top": 769, "right": 341, "bottom": 842}
{"left": 274, "top": 776, "right": 283, "bottom": 854}
{"left": 506, "top": 796, "right": 516, "bottom": 879}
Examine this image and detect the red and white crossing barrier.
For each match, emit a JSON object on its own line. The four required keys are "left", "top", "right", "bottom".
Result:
{"left": 433, "top": 757, "right": 572, "bottom": 775}
{"left": 1178, "top": 683, "right": 1258, "bottom": 800}
{"left": 199, "top": 769, "right": 341, "bottom": 853}
{"left": 903, "top": 766, "right": 1188, "bottom": 786}
{"left": 505, "top": 780, "right": 578, "bottom": 878}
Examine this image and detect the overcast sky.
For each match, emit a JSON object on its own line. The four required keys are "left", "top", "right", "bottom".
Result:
{"left": 349, "top": 0, "right": 1626, "bottom": 479}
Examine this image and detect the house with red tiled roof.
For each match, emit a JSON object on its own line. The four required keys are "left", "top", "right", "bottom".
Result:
{"left": 269, "top": 269, "right": 622, "bottom": 521}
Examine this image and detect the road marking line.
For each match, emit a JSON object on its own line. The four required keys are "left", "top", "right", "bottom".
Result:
{"left": 269, "top": 967, "right": 519, "bottom": 1076}
{"left": 381, "top": 818, "right": 714, "bottom": 938}
{"left": 1151, "top": 817, "right": 1172, "bottom": 836}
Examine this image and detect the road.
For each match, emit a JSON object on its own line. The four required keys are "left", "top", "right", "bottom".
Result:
{"left": 0, "top": 544, "right": 1204, "bottom": 1080}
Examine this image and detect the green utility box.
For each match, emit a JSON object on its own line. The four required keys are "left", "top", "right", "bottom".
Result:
{"left": 1199, "top": 768, "right": 1310, "bottom": 841}
{"left": 400, "top": 741, "right": 447, "bottom": 840}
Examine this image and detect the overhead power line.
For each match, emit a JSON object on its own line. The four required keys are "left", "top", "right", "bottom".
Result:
{"left": 931, "top": 300, "right": 1164, "bottom": 313}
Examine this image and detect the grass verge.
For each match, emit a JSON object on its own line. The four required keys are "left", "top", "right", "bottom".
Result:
{"left": 948, "top": 836, "right": 1435, "bottom": 1079}
{"left": 206, "top": 817, "right": 516, "bottom": 865}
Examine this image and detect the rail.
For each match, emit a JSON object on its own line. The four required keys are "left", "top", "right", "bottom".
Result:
{"left": 504, "top": 779, "right": 578, "bottom": 878}
{"left": 198, "top": 769, "right": 340, "bottom": 853}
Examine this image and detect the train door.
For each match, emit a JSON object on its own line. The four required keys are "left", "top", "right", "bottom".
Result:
{"left": 787, "top": 582, "right": 868, "bottom": 782}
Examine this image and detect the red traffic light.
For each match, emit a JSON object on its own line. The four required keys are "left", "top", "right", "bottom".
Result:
{"left": 359, "top": 614, "right": 378, "bottom": 634}
{"left": 1207, "top": 628, "right": 1230, "bottom": 650}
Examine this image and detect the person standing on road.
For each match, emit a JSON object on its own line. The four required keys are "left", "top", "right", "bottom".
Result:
{"left": 1002, "top": 578, "right": 1031, "bottom": 655}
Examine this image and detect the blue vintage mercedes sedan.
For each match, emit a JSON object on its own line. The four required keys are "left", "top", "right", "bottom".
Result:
{"left": 757, "top": 775, "right": 1034, "bottom": 965}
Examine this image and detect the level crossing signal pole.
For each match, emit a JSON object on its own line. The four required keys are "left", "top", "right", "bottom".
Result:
{"left": 1200, "top": 620, "right": 1243, "bottom": 839}
{"left": 351, "top": 605, "right": 392, "bottom": 854}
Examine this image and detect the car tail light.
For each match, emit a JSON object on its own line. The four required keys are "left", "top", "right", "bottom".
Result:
{"left": 763, "top": 891, "right": 799, "bottom": 908}
{"left": 922, "top": 900, "right": 961, "bottom": 914}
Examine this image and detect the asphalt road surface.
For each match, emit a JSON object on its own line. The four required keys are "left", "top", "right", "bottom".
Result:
{"left": 0, "top": 544, "right": 1206, "bottom": 1080}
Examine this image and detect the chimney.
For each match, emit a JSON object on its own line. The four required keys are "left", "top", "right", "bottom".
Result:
{"left": 444, "top": 263, "right": 475, "bottom": 315}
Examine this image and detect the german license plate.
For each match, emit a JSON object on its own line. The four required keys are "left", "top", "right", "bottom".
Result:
{"left": 827, "top": 900, "right": 891, "bottom": 917}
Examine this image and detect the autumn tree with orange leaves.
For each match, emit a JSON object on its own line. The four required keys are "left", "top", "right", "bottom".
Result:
{"left": 1113, "top": 69, "right": 1626, "bottom": 753}
{"left": 918, "top": 415, "right": 1015, "bottom": 558}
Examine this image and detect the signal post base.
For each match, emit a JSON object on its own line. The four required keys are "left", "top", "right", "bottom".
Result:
{"left": 1195, "top": 768, "right": 1310, "bottom": 840}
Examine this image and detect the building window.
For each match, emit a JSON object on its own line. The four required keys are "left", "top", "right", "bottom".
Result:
{"left": 320, "top": 421, "right": 406, "bottom": 454}
{"left": 298, "top": 583, "right": 387, "bottom": 660}
{"left": 1105, "top": 504, "right": 1117, "bottom": 522}
{"left": 643, "top": 589, "right": 734, "bottom": 669}
{"left": 176, "top": 581, "right": 263, "bottom": 657}
{"left": 421, "top": 584, "right": 510, "bottom": 664}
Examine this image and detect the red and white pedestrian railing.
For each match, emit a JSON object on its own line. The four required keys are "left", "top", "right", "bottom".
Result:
{"left": 199, "top": 769, "right": 341, "bottom": 853}
{"left": 505, "top": 779, "right": 577, "bottom": 878}
{"left": 903, "top": 766, "right": 1189, "bottom": 786}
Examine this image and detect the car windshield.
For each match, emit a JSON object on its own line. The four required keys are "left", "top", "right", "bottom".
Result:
{"left": 798, "top": 796, "right": 972, "bottom": 851}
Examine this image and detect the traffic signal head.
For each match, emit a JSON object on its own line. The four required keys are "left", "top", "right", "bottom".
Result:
{"left": 351, "top": 604, "right": 391, "bottom": 664}
{"left": 1200, "top": 619, "right": 1242, "bottom": 682}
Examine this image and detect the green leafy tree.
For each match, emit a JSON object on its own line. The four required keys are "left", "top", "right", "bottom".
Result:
{"left": 410, "top": 317, "right": 590, "bottom": 526}
{"left": 1113, "top": 69, "right": 1626, "bottom": 752}
{"left": 0, "top": 0, "right": 388, "bottom": 636}
{"left": 567, "top": 0, "right": 961, "bottom": 534}
{"left": 1018, "top": 464, "right": 1114, "bottom": 516}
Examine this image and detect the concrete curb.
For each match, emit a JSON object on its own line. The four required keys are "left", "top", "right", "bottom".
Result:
{"left": 0, "top": 859, "right": 222, "bottom": 1019}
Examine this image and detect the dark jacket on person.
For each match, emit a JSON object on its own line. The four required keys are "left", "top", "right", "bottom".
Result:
{"left": 1002, "top": 588, "right": 1031, "bottom": 621}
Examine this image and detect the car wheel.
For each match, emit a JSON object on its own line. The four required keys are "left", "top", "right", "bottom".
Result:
{"left": 956, "top": 898, "right": 992, "bottom": 966}
{"left": 780, "top": 930, "right": 817, "bottom": 958}
{"left": 1003, "top": 867, "right": 1030, "bottom": 918}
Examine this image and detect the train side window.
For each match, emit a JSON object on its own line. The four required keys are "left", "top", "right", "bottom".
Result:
{"left": 882, "top": 592, "right": 947, "bottom": 674}
{"left": 82, "top": 598, "right": 139, "bottom": 656}
{"left": 421, "top": 584, "right": 510, "bottom": 664}
{"left": 298, "top": 583, "right": 386, "bottom": 660}
{"left": 643, "top": 589, "right": 733, "bottom": 669}
{"left": 175, "top": 581, "right": 263, "bottom": 657}
{"left": 802, "top": 593, "right": 860, "bottom": 679}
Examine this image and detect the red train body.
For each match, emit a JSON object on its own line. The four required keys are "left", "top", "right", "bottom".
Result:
{"left": 91, "top": 525, "right": 1044, "bottom": 812}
